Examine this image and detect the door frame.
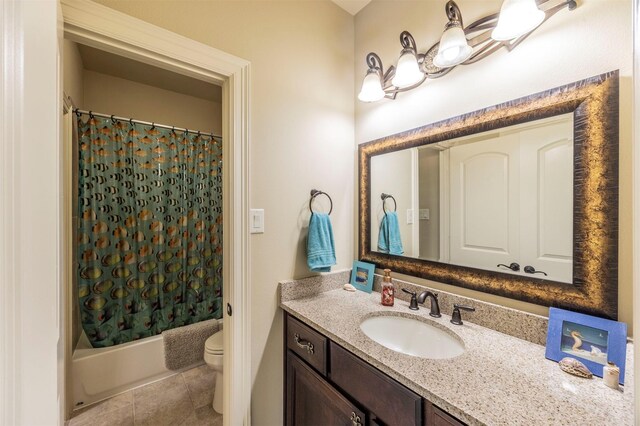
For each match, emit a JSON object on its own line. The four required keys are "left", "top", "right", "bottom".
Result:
{"left": 61, "top": 1, "right": 252, "bottom": 424}
{"left": 1, "top": 0, "right": 252, "bottom": 423}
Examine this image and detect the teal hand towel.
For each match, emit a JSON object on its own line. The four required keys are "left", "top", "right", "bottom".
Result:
{"left": 307, "top": 213, "right": 336, "bottom": 272}
{"left": 377, "top": 211, "right": 404, "bottom": 255}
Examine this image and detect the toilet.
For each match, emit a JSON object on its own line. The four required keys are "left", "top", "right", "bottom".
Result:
{"left": 204, "top": 329, "right": 224, "bottom": 414}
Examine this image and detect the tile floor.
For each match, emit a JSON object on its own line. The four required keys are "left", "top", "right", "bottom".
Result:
{"left": 68, "top": 364, "right": 221, "bottom": 426}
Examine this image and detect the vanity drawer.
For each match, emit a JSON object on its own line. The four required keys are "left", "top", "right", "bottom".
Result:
{"left": 329, "top": 342, "right": 422, "bottom": 426}
{"left": 286, "top": 315, "right": 328, "bottom": 375}
{"left": 425, "top": 401, "right": 466, "bottom": 426}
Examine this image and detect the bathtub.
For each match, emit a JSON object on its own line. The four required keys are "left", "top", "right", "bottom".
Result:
{"left": 71, "top": 332, "right": 176, "bottom": 408}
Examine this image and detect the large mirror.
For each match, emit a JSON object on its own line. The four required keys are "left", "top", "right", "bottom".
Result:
{"left": 359, "top": 72, "right": 619, "bottom": 319}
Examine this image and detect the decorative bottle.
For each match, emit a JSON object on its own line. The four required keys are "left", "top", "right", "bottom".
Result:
{"left": 381, "top": 269, "right": 394, "bottom": 306}
{"left": 603, "top": 361, "right": 620, "bottom": 390}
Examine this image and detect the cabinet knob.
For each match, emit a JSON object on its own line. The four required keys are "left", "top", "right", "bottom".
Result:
{"left": 350, "top": 412, "right": 362, "bottom": 426}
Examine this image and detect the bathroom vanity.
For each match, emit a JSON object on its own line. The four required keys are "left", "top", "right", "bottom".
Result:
{"left": 285, "top": 313, "right": 463, "bottom": 425}
{"left": 280, "top": 271, "right": 634, "bottom": 426}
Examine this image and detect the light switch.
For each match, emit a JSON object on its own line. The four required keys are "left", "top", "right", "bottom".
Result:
{"left": 250, "top": 209, "right": 264, "bottom": 233}
{"left": 406, "top": 209, "right": 414, "bottom": 225}
{"left": 419, "top": 209, "right": 430, "bottom": 220}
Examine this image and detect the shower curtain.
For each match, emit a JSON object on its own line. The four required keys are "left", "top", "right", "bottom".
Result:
{"left": 76, "top": 115, "right": 223, "bottom": 348}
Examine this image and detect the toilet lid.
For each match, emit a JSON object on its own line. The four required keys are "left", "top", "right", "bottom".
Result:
{"left": 205, "top": 330, "right": 223, "bottom": 353}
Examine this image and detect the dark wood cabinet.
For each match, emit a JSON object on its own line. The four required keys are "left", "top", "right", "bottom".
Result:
{"left": 425, "top": 401, "right": 466, "bottom": 426}
{"left": 284, "top": 312, "right": 466, "bottom": 426}
{"left": 287, "top": 352, "right": 366, "bottom": 426}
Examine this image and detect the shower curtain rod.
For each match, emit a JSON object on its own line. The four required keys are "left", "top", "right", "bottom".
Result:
{"left": 74, "top": 108, "right": 222, "bottom": 139}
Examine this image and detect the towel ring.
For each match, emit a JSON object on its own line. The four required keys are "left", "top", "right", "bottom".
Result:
{"left": 309, "top": 189, "right": 333, "bottom": 215}
{"left": 381, "top": 193, "right": 397, "bottom": 214}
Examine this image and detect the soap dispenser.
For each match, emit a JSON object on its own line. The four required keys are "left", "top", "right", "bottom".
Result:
{"left": 381, "top": 269, "right": 394, "bottom": 306}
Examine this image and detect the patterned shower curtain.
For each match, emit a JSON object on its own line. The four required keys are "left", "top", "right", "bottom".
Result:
{"left": 76, "top": 115, "right": 223, "bottom": 348}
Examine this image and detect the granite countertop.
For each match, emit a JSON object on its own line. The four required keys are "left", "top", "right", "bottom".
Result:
{"left": 280, "top": 288, "right": 634, "bottom": 425}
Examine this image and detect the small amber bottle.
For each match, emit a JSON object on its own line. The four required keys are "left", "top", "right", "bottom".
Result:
{"left": 381, "top": 269, "right": 394, "bottom": 306}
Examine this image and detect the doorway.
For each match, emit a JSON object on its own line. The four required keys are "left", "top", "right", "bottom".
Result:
{"left": 61, "top": 1, "right": 251, "bottom": 424}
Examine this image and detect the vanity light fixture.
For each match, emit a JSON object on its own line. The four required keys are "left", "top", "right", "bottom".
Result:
{"left": 492, "top": 0, "right": 546, "bottom": 41}
{"left": 433, "top": 1, "right": 472, "bottom": 68}
{"left": 357, "top": 0, "right": 577, "bottom": 102}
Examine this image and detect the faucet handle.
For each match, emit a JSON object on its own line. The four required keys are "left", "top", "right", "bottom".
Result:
{"left": 401, "top": 288, "right": 418, "bottom": 310}
{"left": 450, "top": 304, "right": 475, "bottom": 325}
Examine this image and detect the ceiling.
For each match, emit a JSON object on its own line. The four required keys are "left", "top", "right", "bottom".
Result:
{"left": 331, "top": 0, "right": 371, "bottom": 15}
{"left": 77, "top": 44, "right": 222, "bottom": 103}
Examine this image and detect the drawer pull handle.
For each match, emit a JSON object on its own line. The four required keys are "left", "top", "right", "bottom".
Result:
{"left": 294, "top": 333, "right": 314, "bottom": 354}
{"left": 350, "top": 412, "right": 362, "bottom": 426}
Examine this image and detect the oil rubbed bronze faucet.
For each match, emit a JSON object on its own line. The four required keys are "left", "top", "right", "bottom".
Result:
{"left": 418, "top": 291, "right": 441, "bottom": 318}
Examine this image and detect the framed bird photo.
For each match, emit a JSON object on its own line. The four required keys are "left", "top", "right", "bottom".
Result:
{"left": 545, "top": 307, "right": 627, "bottom": 383}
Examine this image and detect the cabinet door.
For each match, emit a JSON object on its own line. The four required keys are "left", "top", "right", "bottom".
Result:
{"left": 287, "top": 352, "right": 365, "bottom": 426}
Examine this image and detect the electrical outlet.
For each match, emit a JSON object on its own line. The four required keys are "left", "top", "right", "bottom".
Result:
{"left": 406, "top": 209, "right": 414, "bottom": 224}
{"left": 419, "top": 209, "right": 430, "bottom": 220}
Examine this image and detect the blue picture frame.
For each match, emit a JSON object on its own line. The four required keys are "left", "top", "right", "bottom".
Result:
{"left": 350, "top": 261, "right": 375, "bottom": 293}
{"left": 545, "top": 307, "right": 627, "bottom": 383}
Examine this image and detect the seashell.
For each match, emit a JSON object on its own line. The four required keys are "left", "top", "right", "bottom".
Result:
{"left": 80, "top": 266, "right": 103, "bottom": 280}
{"left": 126, "top": 278, "right": 145, "bottom": 290}
{"left": 192, "top": 267, "right": 206, "bottom": 279}
{"left": 112, "top": 266, "right": 131, "bottom": 279}
{"left": 559, "top": 357, "right": 593, "bottom": 379}
{"left": 84, "top": 295, "right": 107, "bottom": 311}
{"left": 343, "top": 283, "right": 356, "bottom": 292}
{"left": 101, "top": 254, "right": 121, "bottom": 267}
{"left": 163, "top": 281, "right": 179, "bottom": 293}
{"left": 165, "top": 262, "right": 182, "bottom": 273}
{"left": 149, "top": 273, "right": 166, "bottom": 285}
{"left": 187, "top": 256, "right": 200, "bottom": 266}
{"left": 93, "top": 280, "right": 114, "bottom": 294}
{"left": 138, "top": 261, "right": 157, "bottom": 273}
{"left": 140, "top": 286, "right": 159, "bottom": 300}
{"left": 110, "top": 287, "right": 129, "bottom": 299}
{"left": 156, "top": 250, "right": 173, "bottom": 262}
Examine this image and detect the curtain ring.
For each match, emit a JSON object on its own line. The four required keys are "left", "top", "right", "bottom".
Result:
{"left": 197, "top": 131, "right": 201, "bottom": 137}
{"left": 89, "top": 110, "right": 94, "bottom": 119}
{"left": 151, "top": 122, "right": 155, "bottom": 130}
{"left": 75, "top": 109, "right": 81, "bottom": 118}
{"left": 129, "top": 118, "right": 134, "bottom": 126}
{"left": 110, "top": 114, "right": 116, "bottom": 124}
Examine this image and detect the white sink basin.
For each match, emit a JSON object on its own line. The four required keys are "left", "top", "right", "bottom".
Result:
{"left": 360, "top": 315, "right": 464, "bottom": 359}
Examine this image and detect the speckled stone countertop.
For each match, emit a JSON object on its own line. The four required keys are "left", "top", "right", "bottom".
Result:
{"left": 280, "top": 286, "right": 634, "bottom": 425}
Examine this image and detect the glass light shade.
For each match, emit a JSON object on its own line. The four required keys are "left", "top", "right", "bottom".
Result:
{"left": 358, "top": 70, "right": 385, "bottom": 102}
{"left": 433, "top": 25, "right": 473, "bottom": 68}
{"left": 492, "top": 0, "right": 545, "bottom": 41}
{"left": 391, "top": 50, "right": 424, "bottom": 88}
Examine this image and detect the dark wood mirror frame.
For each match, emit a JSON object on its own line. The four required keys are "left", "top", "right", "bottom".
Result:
{"left": 359, "top": 71, "right": 619, "bottom": 319}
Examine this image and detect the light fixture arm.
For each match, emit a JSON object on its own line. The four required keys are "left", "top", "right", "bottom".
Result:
{"left": 358, "top": 0, "right": 577, "bottom": 102}
{"left": 445, "top": 0, "right": 463, "bottom": 27}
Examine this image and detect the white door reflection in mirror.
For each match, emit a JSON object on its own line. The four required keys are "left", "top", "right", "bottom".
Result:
{"left": 370, "top": 113, "right": 574, "bottom": 284}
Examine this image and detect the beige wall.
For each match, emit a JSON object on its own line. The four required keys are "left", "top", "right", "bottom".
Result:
{"left": 92, "top": 1, "right": 355, "bottom": 424}
{"left": 418, "top": 148, "right": 439, "bottom": 261}
{"left": 63, "top": 39, "right": 84, "bottom": 108}
{"left": 355, "top": 0, "right": 633, "bottom": 332}
{"left": 370, "top": 149, "right": 414, "bottom": 256}
{"left": 83, "top": 70, "right": 222, "bottom": 134}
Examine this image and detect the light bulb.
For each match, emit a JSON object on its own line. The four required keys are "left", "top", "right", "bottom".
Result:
{"left": 433, "top": 24, "right": 472, "bottom": 68}
{"left": 492, "top": 0, "right": 545, "bottom": 41}
{"left": 358, "top": 70, "right": 385, "bottom": 102}
{"left": 391, "top": 49, "right": 424, "bottom": 88}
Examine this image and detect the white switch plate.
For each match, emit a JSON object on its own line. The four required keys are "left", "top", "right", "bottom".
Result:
{"left": 419, "top": 209, "right": 430, "bottom": 220}
{"left": 250, "top": 209, "right": 264, "bottom": 233}
{"left": 406, "top": 209, "right": 413, "bottom": 224}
